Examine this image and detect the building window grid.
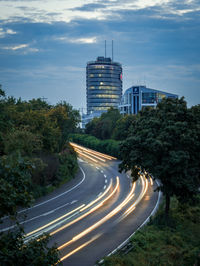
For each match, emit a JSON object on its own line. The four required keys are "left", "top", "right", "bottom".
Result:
{"left": 87, "top": 58, "right": 122, "bottom": 114}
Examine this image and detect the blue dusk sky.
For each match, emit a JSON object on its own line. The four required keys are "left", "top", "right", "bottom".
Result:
{"left": 0, "top": 0, "right": 200, "bottom": 111}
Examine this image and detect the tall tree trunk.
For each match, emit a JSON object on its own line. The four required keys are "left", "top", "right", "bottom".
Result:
{"left": 165, "top": 193, "right": 170, "bottom": 222}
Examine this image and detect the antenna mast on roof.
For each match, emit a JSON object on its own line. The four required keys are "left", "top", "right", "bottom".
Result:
{"left": 105, "top": 40, "right": 107, "bottom": 58}
{"left": 112, "top": 40, "right": 114, "bottom": 61}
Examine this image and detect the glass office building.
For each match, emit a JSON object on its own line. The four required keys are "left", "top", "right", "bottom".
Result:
{"left": 119, "top": 85, "right": 178, "bottom": 115}
{"left": 86, "top": 56, "right": 122, "bottom": 115}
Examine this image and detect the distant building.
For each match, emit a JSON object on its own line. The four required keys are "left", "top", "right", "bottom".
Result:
{"left": 119, "top": 85, "right": 178, "bottom": 115}
{"left": 82, "top": 56, "right": 123, "bottom": 128}
{"left": 86, "top": 56, "right": 122, "bottom": 114}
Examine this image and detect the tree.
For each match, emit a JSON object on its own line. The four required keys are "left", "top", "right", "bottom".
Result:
{"left": 0, "top": 153, "right": 60, "bottom": 265}
{"left": 49, "top": 102, "right": 80, "bottom": 147}
{"left": 0, "top": 87, "right": 5, "bottom": 97}
{"left": 3, "top": 127, "right": 43, "bottom": 156}
{"left": 0, "top": 230, "right": 60, "bottom": 266}
{"left": 85, "top": 108, "right": 122, "bottom": 140}
{"left": 112, "top": 114, "right": 136, "bottom": 140}
{"left": 0, "top": 153, "right": 34, "bottom": 218}
{"left": 119, "top": 97, "right": 200, "bottom": 218}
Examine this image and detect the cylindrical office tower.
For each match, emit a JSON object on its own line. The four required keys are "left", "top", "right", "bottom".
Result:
{"left": 86, "top": 56, "right": 122, "bottom": 114}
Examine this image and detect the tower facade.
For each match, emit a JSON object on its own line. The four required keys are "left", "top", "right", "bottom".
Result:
{"left": 86, "top": 56, "right": 122, "bottom": 115}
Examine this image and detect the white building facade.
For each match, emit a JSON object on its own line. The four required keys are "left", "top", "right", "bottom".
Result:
{"left": 119, "top": 85, "right": 178, "bottom": 115}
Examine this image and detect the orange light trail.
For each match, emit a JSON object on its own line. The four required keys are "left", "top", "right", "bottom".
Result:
{"left": 52, "top": 177, "right": 119, "bottom": 238}
{"left": 70, "top": 142, "right": 116, "bottom": 160}
{"left": 25, "top": 204, "right": 85, "bottom": 238}
{"left": 60, "top": 234, "right": 101, "bottom": 261}
{"left": 58, "top": 178, "right": 135, "bottom": 251}
{"left": 74, "top": 149, "right": 98, "bottom": 162}
{"left": 75, "top": 148, "right": 106, "bottom": 162}
{"left": 150, "top": 177, "right": 153, "bottom": 186}
{"left": 80, "top": 180, "right": 112, "bottom": 212}
{"left": 124, "top": 176, "right": 149, "bottom": 217}
{"left": 25, "top": 181, "right": 113, "bottom": 239}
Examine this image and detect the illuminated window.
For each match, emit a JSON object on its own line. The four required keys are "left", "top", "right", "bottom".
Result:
{"left": 93, "top": 65, "right": 105, "bottom": 69}
{"left": 89, "top": 94, "right": 120, "bottom": 99}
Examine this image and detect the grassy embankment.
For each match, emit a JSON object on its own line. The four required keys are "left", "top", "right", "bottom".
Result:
{"left": 101, "top": 196, "right": 200, "bottom": 266}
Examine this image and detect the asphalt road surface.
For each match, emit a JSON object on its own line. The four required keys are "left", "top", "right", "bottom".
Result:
{"left": 1, "top": 143, "right": 159, "bottom": 266}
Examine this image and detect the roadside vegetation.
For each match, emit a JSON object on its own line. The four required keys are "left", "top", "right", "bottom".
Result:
{"left": 74, "top": 97, "right": 200, "bottom": 265}
{"left": 0, "top": 89, "right": 80, "bottom": 197}
{"left": 70, "top": 107, "right": 135, "bottom": 158}
{"left": 70, "top": 133, "right": 120, "bottom": 158}
{"left": 0, "top": 88, "right": 80, "bottom": 265}
{"left": 102, "top": 196, "right": 200, "bottom": 266}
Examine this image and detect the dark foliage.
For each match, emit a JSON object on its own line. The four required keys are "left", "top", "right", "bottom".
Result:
{"left": 119, "top": 98, "right": 200, "bottom": 217}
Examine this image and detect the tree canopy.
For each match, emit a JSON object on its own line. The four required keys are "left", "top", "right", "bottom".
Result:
{"left": 85, "top": 107, "right": 121, "bottom": 140}
{"left": 119, "top": 97, "right": 200, "bottom": 216}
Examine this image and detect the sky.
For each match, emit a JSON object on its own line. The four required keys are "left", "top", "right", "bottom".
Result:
{"left": 0, "top": 0, "right": 200, "bottom": 111}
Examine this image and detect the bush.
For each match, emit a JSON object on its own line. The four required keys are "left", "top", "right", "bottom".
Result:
{"left": 69, "top": 133, "right": 120, "bottom": 158}
{"left": 56, "top": 149, "right": 78, "bottom": 185}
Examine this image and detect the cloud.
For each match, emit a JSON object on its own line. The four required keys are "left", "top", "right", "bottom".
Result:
{"left": 2, "top": 44, "right": 28, "bottom": 50}
{"left": 0, "top": 0, "right": 199, "bottom": 25}
{"left": 1, "top": 43, "right": 39, "bottom": 53}
{"left": 0, "top": 27, "right": 17, "bottom": 38}
{"left": 55, "top": 36, "right": 97, "bottom": 44}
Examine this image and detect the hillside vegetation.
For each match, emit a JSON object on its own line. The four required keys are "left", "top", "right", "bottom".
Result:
{"left": 0, "top": 89, "right": 80, "bottom": 265}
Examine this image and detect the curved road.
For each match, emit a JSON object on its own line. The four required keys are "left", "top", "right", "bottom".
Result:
{"left": 1, "top": 143, "right": 159, "bottom": 266}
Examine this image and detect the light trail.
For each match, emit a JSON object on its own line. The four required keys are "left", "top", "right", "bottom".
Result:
{"left": 70, "top": 142, "right": 116, "bottom": 160}
{"left": 74, "top": 147, "right": 106, "bottom": 162}
{"left": 25, "top": 205, "right": 85, "bottom": 238}
{"left": 25, "top": 180, "right": 113, "bottom": 239}
{"left": 58, "top": 178, "right": 135, "bottom": 251}
{"left": 150, "top": 177, "right": 153, "bottom": 186}
{"left": 80, "top": 180, "right": 112, "bottom": 212}
{"left": 74, "top": 149, "right": 98, "bottom": 162}
{"left": 60, "top": 234, "right": 101, "bottom": 261}
{"left": 123, "top": 176, "right": 149, "bottom": 217}
{"left": 51, "top": 177, "right": 119, "bottom": 237}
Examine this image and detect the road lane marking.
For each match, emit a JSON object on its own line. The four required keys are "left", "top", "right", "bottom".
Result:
{"left": 58, "top": 178, "right": 143, "bottom": 252}
{"left": 26, "top": 180, "right": 114, "bottom": 240}
{"left": 19, "top": 166, "right": 86, "bottom": 213}
{"left": 101, "top": 170, "right": 104, "bottom": 173}
{"left": 58, "top": 178, "right": 120, "bottom": 250}
{"left": 25, "top": 205, "right": 85, "bottom": 238}
{"left": 42, "top": 210, "right": 54, "bottom": 216}
{"left": 70, "top": 200, "right": 78, "bottom": 205}
{"left": 0, "top": 201, "right": 72, "bottom": 232}
{"left": 50, "top": 179, "right": 119, "bottom": 237}
{"left": 96, "top": 167, "right": 99, "bottom": 170}
{"left": 103, "top": 185, "right": 106, "bottom": 189}
{"left": 0, "top": 166, "right": 86, "bottom": 232}
{"left": 104, "top": 174, "right": 107, "bottom": 178}
{"left": 80, "top": 181, "right": 112, "bottom": 212}
{"left": 105, "top": 179, "right": 107, "bottom": 184}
